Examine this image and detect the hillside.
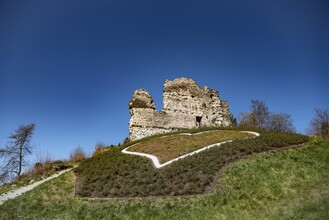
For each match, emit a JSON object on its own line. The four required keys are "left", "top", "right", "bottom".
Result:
{"left": 0, "top": 137, "right": 328, "bottom": 219}
{"left": 75, "top": 128, "right": 309, "bottom": 198}
{"left": 126, "top": 130, "right": 254, "bottom": 163}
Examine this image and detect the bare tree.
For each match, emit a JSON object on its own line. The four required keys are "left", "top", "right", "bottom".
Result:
{"left": 239, "top": 100, "right": 270, "bottom": 129}
{"left": 0, "top": 123, "right": 35, "bottom": 178}
{"left": 239, "top": 100, "right": 296, "bottom": 132}
{"left": 267, "top": 113, "right": 295, "bottom": 132}
{"left": 239, "top": 112, "right": 252, "bottom": 127}
{"left": 308, "top": 108, "right": 329, "bottom": 140}
{"left": 0, "top": 170, "right": 9, "bottom": 184}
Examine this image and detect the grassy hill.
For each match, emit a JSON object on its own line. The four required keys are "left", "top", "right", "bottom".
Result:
{"left": 75, "top": 128, "right": 309, "bottom": 198}
{"left": 0, "top": 134, "right": 328, "bottom": 219}
{"left": 128, "top": 130, "right": 253, "bottom": 163}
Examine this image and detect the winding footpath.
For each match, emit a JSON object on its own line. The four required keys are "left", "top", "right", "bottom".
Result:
{"left": 0, "top": 131, "right": 260, "bottom": 205}
{"left": 122, "top": 131, "right": 260, "bottom": 168}
{"left": 0, "top": 167, "right": 74, "bottom": 205}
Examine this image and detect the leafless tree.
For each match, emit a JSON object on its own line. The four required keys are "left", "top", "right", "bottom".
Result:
{"left": 267, "top": 113, "right": 295, "bottom": 132}
{"left": 0, "top": 170, "right": 9, "bottom": 184}
{"left": 239, "top": 100, "right": 270, "bottom": 129}
{"left": 0, "top": 123, "right": 35, "bottom": 178}
{"left": 308, "top": 108, "right": 329, "bottom": 140}
{"left": 239, "top": 100, "right": 296, "bottom": 132}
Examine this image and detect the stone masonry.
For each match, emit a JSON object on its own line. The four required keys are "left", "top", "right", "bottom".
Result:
{"left": 128, "top": 77, "right": 233, "bottom": 141}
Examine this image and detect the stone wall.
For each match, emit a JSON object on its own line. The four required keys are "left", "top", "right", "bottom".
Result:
{"left": 128, "top": 77, "right": 233, "bottom": 141}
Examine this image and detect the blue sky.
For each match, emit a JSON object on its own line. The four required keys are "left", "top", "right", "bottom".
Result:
{"left": 1, "top": 0, "right": 328, "bottom": 161}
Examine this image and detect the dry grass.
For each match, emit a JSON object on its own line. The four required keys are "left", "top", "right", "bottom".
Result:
{"left": 0, "top": 160, "right": 71, "bottom": 195}
{"left": 128, "top": 130, "right": 253, "bottom": 163}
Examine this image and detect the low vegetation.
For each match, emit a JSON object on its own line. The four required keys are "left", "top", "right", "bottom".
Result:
{"left": 0, "top": 139, "right": 328, "bottom": 219}
{"left": 75, "top": 129, "right": 309, "bottom": 198}
{"left": 93, "top": 142, "right": 107, "bottom": 157}
{"left": 308, "top": 108, "right": 329, "bottom": 140}
{"left": 69, "top": 146, "right": 88, "bottom": 163}
{"left": 129, "top": 130, "right": 253, "bottom": 163}
{"left": 0, "top": 160, "right": 71, "bottom": 195}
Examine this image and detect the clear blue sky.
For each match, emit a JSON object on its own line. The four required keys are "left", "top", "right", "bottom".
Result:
{"left": 1, "top": 0, "right": 328, "bottom": 160}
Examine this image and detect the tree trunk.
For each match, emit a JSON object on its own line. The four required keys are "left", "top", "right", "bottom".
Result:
{"left": 18, "top": 143, "right": 23, "bottom": 176}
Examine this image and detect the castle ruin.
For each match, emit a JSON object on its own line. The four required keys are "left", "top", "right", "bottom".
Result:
{"left": 128, "top": 77, "right": 233, "bottom": 141}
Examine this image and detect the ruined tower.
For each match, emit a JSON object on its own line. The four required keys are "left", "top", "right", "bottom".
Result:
{"left": 128, "top": 77, "right": 233, "bottom": 141}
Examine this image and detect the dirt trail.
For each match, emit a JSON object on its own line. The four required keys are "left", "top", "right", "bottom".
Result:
{"left": 0, "top": 167, "right": 74, "bottom": 205}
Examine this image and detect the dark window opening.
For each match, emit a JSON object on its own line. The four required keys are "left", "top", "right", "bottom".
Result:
{"left": 196, "top": 116, "right": 202, "bottom": 127}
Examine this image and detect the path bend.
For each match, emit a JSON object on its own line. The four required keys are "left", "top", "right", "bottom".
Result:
{"left": 122, "top": 131, "right": 260, "bottom": 169}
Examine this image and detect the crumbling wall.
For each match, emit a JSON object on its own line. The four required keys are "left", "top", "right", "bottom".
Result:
{"left": 128, "top": 77, "right": 233, "bottom": 141}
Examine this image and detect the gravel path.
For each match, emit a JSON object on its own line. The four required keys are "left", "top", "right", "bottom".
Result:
{"left": 0, "top": 167, "right": 74, "bottom": 205}
{"left": 122, "top": 131, "right": 260, "bottom": 168}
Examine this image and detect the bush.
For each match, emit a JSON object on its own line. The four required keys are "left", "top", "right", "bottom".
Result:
{"left": 50, "top": 160, "right": 71, "bottom": 171}
{"left": 16, "top": 160, "right": 72, "bottom": 182}
{"left": 69, "top": 146, "right": 87, "bottom": 162}
{"left": 308, "top": 108, "right": 329, "bottom": 140}
{"left": 93, "top": 142, "right": 107, "bottom": 157}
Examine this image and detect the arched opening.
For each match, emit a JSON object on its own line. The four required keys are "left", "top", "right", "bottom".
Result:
{"left": 196, "top": 116, "right": 202, "bottom": 127}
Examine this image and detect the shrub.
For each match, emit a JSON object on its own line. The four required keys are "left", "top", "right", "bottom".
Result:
{"left": 50, "top": 160, "right": 71, "bottom": 171}
{"left": 93, "top": 142, "right": 107, "bottom": 157}
{"left": 16, "top": 160, "right": 71, "bottom": 182}
{"left": 308, "top": 108, "right": 329, "bottom": 140}
{"left": 69, "top": 146, "right": 87, "bottom": 162}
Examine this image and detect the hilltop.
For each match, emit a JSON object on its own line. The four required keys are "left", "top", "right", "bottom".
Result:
{"left": 0, "top": 127, "right": 328, "bottom": 219}
{"left": 75, "top": 127, "right": 308, "bottom": 198}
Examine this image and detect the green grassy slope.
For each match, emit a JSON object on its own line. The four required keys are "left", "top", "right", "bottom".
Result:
{"left": 0, "top": 139, "right": 328, "bottom": 219}
{"left": 129, "top": 130, "right": 252, "bottom": 163}
{"left": 0, "top": 160, "right": 72, "bottom": 195}
{"left": 75, "top": 130, "right": 309, "bottom": 197}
